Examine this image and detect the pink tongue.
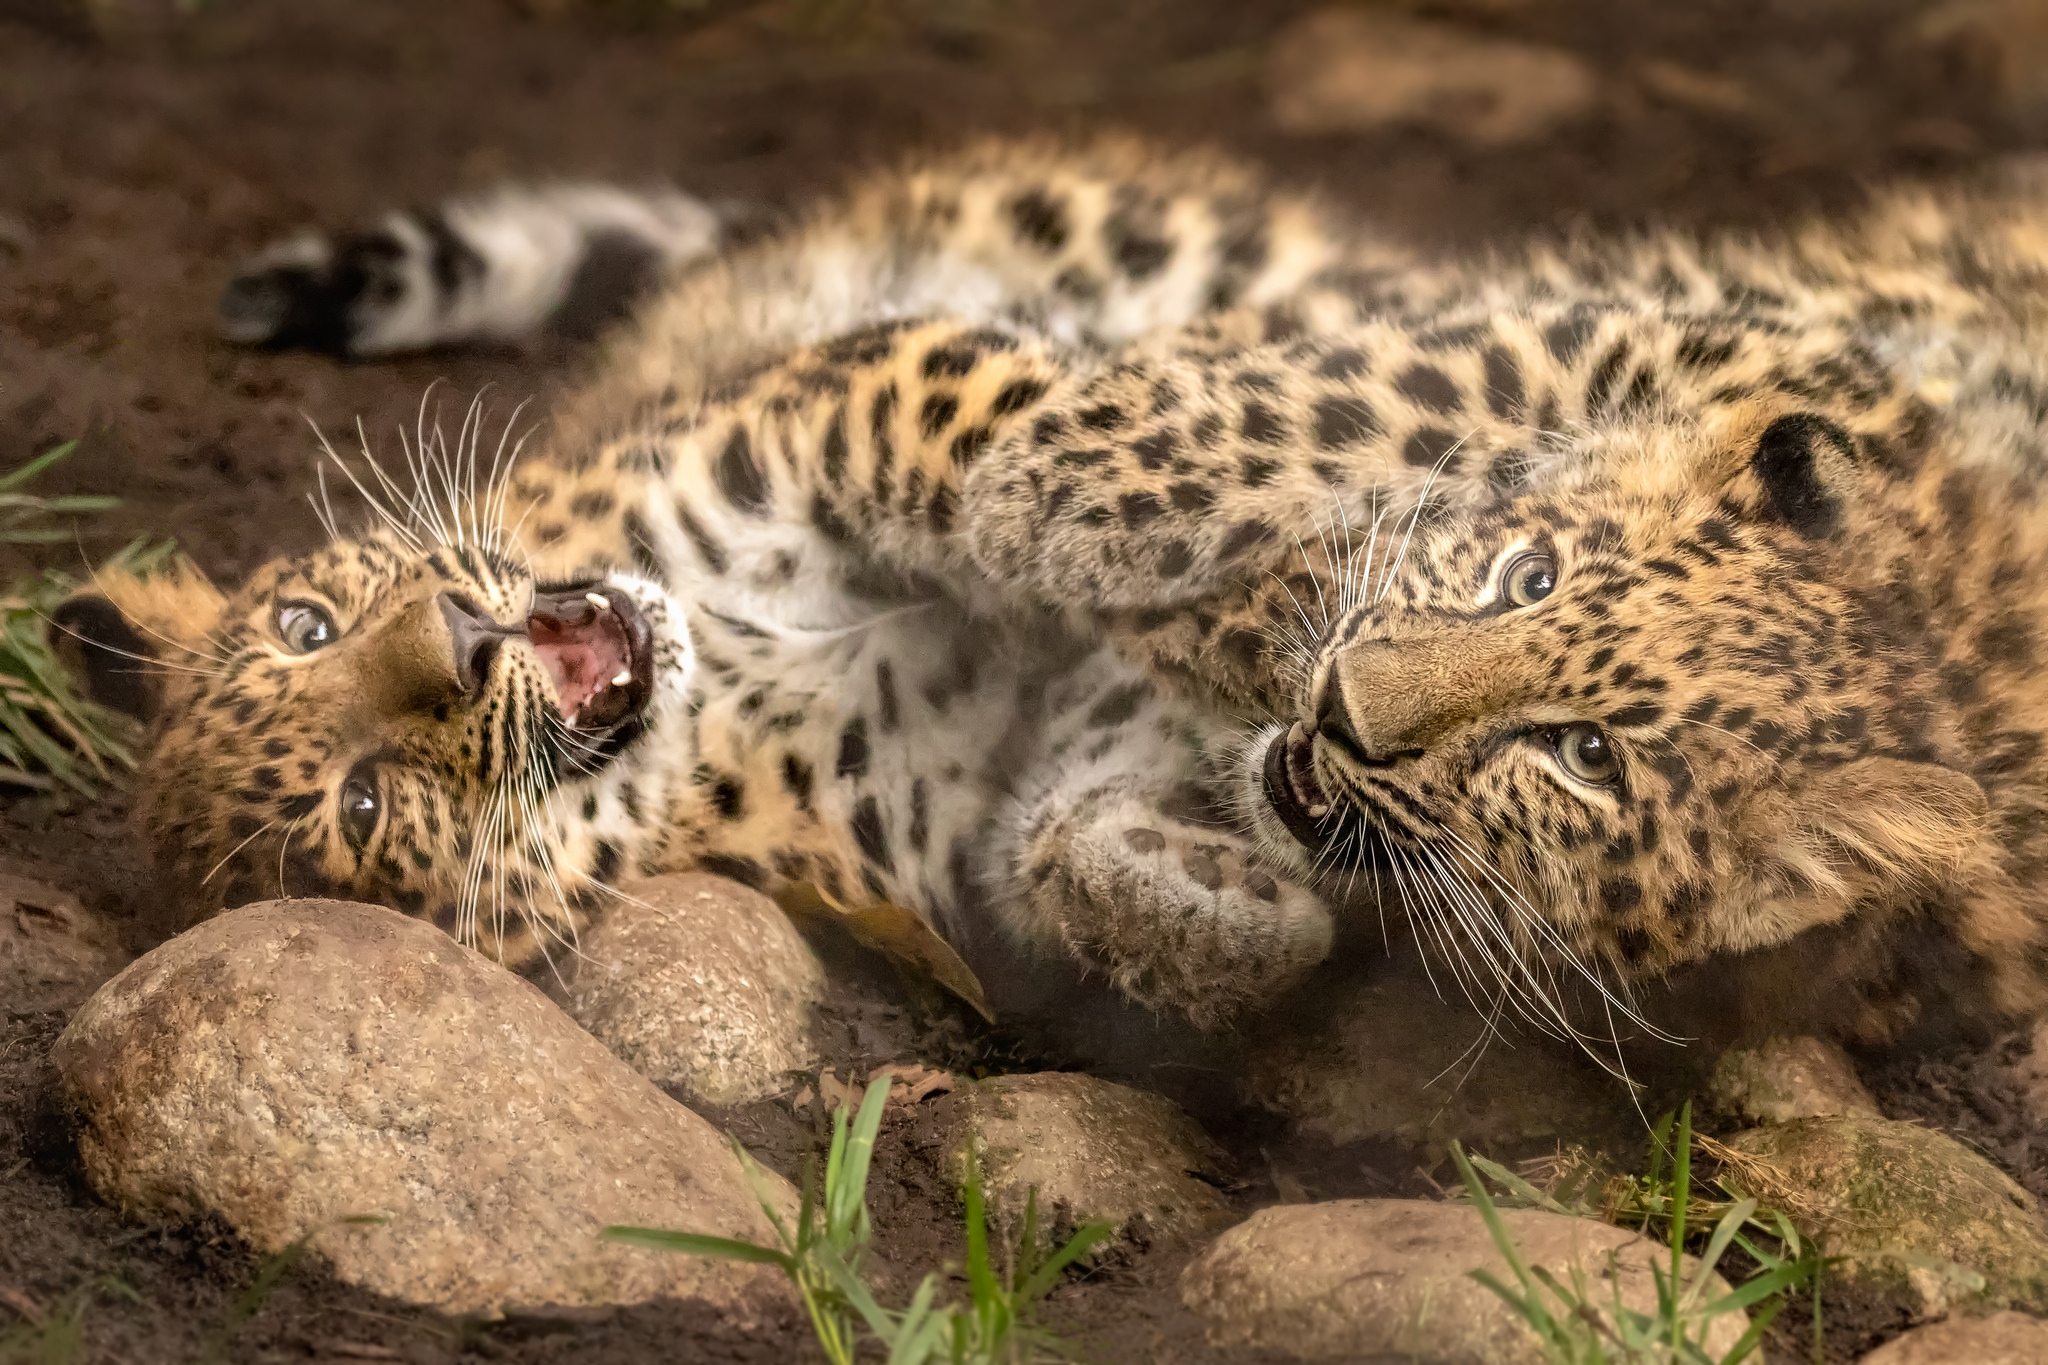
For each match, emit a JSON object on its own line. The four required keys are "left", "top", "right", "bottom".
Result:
{"left": 534, "top": 641, "right": 609, "bottom": 716}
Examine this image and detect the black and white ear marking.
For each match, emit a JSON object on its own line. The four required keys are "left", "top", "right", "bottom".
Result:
{"left": 50, "top": 594, "right": 160, "bottom": 720}
{"left": 1750, "top": 412, "right": 1856, "bottom": 538}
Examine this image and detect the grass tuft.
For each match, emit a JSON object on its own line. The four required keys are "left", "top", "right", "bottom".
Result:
{"left": 606, "top": 1070, "right": 1110, "bottom": 1364}
{"left": 0, "top": 443, "right": 170, "bottom": 795}
{"left": 1453, "top": 1102, "right": 1828, "bottom": 1365}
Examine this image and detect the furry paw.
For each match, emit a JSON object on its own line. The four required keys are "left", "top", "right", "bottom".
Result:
{"left": 1007, "top": 796, "right": 1333, "bottom": 1029}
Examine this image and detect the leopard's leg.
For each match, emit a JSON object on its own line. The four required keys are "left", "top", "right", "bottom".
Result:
{"left": 983, "top": 648, "right": 1332, "bottom": 1029}
{"left": 218, "top": 184, "right": 734, "bottom": 356}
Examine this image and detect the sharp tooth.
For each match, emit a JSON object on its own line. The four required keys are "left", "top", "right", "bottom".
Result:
{"left": 612, "top": 670, "right": 633, "bottom": 687}
{"left": 566, "top": 708, "right": 580, "bottom": 726}
{"left": 586, "top": 592, "right": 611, "bottom": 611}
{"left": 1307, "top": 804, "right": 1328, "bottom": 818}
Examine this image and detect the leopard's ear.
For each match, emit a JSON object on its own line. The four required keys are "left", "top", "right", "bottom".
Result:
{"left": 1785, "top": 755, "right": 1990, "bottom": 902}
{"left": 52, "top": 556, "right": 227, "bottom": 721}
{"left": 1740, "top": 411, "right": 1860, "bottom": 539}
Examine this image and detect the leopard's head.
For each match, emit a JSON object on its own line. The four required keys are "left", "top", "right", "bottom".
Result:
{"left": 1244, "top": 402, "right": 1993, "bottom": 1031}
{"left": 59, "top": 514, "right": 694, "bottom": 968}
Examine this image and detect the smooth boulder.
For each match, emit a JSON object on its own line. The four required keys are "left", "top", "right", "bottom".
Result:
{"left": 929, "top": 1072, "right": 1234, "bottom": 1247}
{"left": 1857, "top": 1311, "right": 2048, "bottom": 1364}
{"left": 562, "top": 873, "right": 828, "bottom": 1109}
{"left": 1708, "top": 1034, "right": 1880, "bottom": 1125}
{"left": 1182, "top": 1199, "right": 1747, "bottom": 1363}
{"left": 55, "top": 898, "right": 793, "bottom": 1318}
{"left": 1724, "top": 1116, "right": 2048, "bottom": 1318}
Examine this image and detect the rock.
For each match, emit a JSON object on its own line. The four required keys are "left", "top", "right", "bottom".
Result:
{"left": 1708, "top": 1034, "right": 1880, "bottom": 1125}
{"left": 1723, "top": 1116, "right": 2048, "bottom": 1318}
{"left": 1266, "top": 7, "right": 1597, "bottom": 146}
{"left": 1858, "top": 1311, "right": 2048, "bottom": 1364}
{"left": 930, "top": 1073, "right": 1233, "bottom": 1247}
{"left": 1182, "top": 1199, "right": 1748, "bottom": 1362}
{"left": 1914, "top": 1, "right": 2048, "bottom": 125}
{"left": 0, "top": 871, "right": 129, "bottom": 1015}
{"left": 55, "top": 898, "right": 794, "bottom": 1318}
{"left": 1244, "top": 966, "right": 1640, "bottom": 1163}
{"left": 562, "top": 874, "right": 828, "bottom": 1109}
{"left": 2005, "top": 1014, "right": 2048, "bottom": 1135}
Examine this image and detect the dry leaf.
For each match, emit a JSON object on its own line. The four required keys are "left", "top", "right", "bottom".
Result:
{"left": 777, "top": 883, "right": 993, "bottom": 1020}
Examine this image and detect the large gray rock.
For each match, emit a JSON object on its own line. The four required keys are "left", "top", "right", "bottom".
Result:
{"left": 55, "top": 898, "right": 793, "bottom": 1318}
{"left": 1858, "top": 1311, "right": 2048, "bottom": 1364}
{"left": 930, "top": 1073, "right": 1233, "bottom": 1248}
{"left": 1708, "top": 1034, "right": 1880, "bottom": 1125}
{"left": 1244, "top": 968, "right": 1640, "bottom": 1161}
{"left": 562, "top": 874, "right": 828, "bottom": 1109}
{"left": 1182, "top": 1199, "right": 1747, "bottom": 1363}
{"left": 0, "top": 870, "right": 128, "bottom": 1014}
{"left": 1724, "top": 1116, "right": 2048, "bottom": 1319}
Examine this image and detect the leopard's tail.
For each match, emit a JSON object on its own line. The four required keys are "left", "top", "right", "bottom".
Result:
{"left": 218, "top": 184, "right": 750, "bottom": 357}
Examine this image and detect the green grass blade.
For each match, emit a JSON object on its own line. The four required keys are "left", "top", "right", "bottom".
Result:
{"left": 1014, "top": 1219, "right": 1114, "bottom": 1307}
{"left": 600, "top": 1226, "right": 793, "bottom": 1269}
{"left": 1463, "top": 1151, "right": 1575, "bottom": 1216}
{"left": 0, "top": 442, "right": 78, "bottom": 492}
{"left": 960, "top": 1140, "right": 999, "bottom": 1312}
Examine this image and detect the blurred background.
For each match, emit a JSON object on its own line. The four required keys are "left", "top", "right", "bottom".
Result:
{"left": 2, "top": 0, "right": 2043, "bottom": 589}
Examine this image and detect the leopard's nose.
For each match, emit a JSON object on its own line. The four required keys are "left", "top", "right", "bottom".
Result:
{"left": 438, "top": 592, "right": 520, "bottom": 698}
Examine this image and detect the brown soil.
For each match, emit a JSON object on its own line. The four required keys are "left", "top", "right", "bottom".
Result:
{"left": 2, "top": 0, "right": 2044, "bottom": 1361}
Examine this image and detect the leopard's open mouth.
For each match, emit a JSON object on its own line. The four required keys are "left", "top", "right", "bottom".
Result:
{"left": 528, "top": 584, "right": 655, "bottom": 772}
{"left": 1263, "top": 721, "right": 1336, "bottom": 851}
{"left": 1261, "top": 722, "right": 1387, "bottom": 872}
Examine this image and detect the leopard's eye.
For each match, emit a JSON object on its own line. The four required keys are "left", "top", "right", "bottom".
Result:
{"left": 277, "top": 601, "right": 339, "bottom": 654}
{"left": 1504, "top": 551, "right": 1558, "bottom": 607}
{"left": 1555, "top": 723, "right": 1619, "bottom": 786}
{"left": 339, "top": 766, "right": 380, "bottom": 852}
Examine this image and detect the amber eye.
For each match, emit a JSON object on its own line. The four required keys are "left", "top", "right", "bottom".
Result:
{"left": 1504, "top": 551, "right": 1558, "bottom": 607}
{"left": 339, "top": 766, "right": 380, "bottom": 851}
{"left": 1555, "top": 724, "right": 1619, "bottom": 786}
{"left": 277, "top": 601, "right": 339, "bottom": 654}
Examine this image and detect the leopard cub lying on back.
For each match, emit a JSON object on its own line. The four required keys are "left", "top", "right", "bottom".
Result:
{"left": 59, "top": 137, "right": 2048, "bottom": 1047}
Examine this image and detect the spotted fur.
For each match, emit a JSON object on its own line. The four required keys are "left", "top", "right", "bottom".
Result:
{"left": 67, "top": 140, "right": 2048, "bottom": 1041}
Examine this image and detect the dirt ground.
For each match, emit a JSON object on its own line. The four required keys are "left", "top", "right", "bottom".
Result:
{"left": 3, "top": 0, "right": 2047, "bottom": 1361}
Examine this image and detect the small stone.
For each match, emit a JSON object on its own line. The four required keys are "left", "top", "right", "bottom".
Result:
{"left": 1858, "top": 1310, "right": 2048, "bottom": 1364}
{"left": 1723, "top": 1116, "right": 2048, "bottom": 1319}
{"left": 931, "top": 1073, "right": 1233, "bottom": 1247}
{"left": 56, "top": 899, "right": 794, "bottom": 1318}
{"left": 1915, "top": 0, "right": 2048, "bottom": 125}
{"left": 1244, "top": 965, "right": 1640, "bottom": 1161}
{"left": 1181, "top": 1199, "right": 1748, "bottom": 1362}
{"left": 0, "top": 871, "right": 129, "bottom": 1014}
{"left": 1708, "top": 1034, "right": 1881, "bottom": 1124}
{"left": 1266, "top": 7, "right": 1598, "bottom": 146}
{"left": 561, "top": 873, "right": 828, "bottom": 1109}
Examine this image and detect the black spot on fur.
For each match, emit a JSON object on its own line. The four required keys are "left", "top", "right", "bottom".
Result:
{"left": 837, "top": 717, "right": 870, "bottom": 778}
{"left": 1008, "top": 189, "right": 1069, "bottom": 251}
{"left": 698, "top": 853, "right": 766, "bottom": 889}
{"left": 714, "top": 426, "right": 769, "bottom": 516}
{"left": 1240, "top": 402, "right": 1286, "bottom": 445}
{"left": 993, "top": 378, "right": 1047, "bottom": 416}
{"left": 920, "top": 394, "right": 958, "bottom": 438}
{"left": 1313, "top": 396, "right": 1381, "bottom": 449}
{"left": 678, "top": 504, "right": 731, "bottom": 573}
{"left": 1482, "top": 346, "right": 1525, "bottom": 419}
{"left": 1395, "top": 364, "right": 1462, "bottom": 416}
{"left": 852, "top": 796, "right": 894, "bottom": 871}
{"left": 1402, "top": 426, "right": 1460, "bottom": 469}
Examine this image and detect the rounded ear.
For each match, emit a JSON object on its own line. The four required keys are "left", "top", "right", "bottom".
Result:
{"left": 1790, "top": 755, "right": 1990, "bottom": 898}
{"left": 51, "top": 556, "right": 228, "bottom": 722}
{"left": 1746, "top": 412, "right": 1859, "bottom": 538}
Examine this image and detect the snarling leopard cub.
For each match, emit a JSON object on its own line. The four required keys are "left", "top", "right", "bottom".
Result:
{"left": 59, "top": 137, "right": 2048, "bottom": 1045}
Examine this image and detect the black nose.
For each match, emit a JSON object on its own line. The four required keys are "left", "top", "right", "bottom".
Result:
{"left": 439, "top": 592, "right": 520, "bottom": 697}
{"left": 1314, "top": 669, "right": 1344, "bottom": 736}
